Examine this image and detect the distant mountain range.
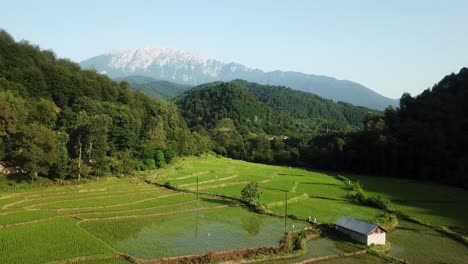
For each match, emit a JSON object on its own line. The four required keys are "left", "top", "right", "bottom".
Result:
{"left": 114, "top": 75, "right": 192, "bottom": 100}
{"left": 80, "top": 48, "right": 398, "bottom": 110}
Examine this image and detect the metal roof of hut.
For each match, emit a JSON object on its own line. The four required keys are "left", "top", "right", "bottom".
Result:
{"left": 335, "top": 216, "right": 387, "bottom": 235}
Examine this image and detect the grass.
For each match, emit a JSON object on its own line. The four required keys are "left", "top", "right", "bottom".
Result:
{"left": 270, "top": 198, "right": 382, "bottom": 224}
{"left": 347, "top": 174, "right": 468, "bottom": 235}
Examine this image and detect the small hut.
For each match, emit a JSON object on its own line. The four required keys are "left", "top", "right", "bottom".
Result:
{"left": 335, "top": 216, "right": 386, "bottom": 245}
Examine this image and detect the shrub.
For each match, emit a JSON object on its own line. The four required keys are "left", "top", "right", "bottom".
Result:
{"left": 374, "top": 212, "right": 398, "bottom": 230}
{"left": 347, "top": 181, "right": 394, "bottom": 212}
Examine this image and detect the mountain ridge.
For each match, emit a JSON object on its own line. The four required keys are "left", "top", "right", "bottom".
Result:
{"left": 115, "top": 75, "right": 192, "bottom": 100}
{"left": 175, "top": 80, "right": 373, "bottom": 137}
{"left": 80, "top": 47, "right": 398, "bottom": 110}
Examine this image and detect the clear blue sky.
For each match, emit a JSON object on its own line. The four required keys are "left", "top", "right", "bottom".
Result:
{"left": 1, "top": 0, "right": 467, "bottom": 98}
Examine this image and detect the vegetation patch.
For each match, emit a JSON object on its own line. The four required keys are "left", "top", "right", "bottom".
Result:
{"left": 0, "top": 218, "right": 113, "bottom": 264}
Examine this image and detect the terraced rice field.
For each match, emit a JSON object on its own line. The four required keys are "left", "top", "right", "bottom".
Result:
{"left": 0, "top": 177, "right": 305, "bottom": 263}
{"left": 347, "top": 174, "right": 468, "bottom": 235}
{"left": 154, "top": 157, "right": 383, "bottom": 224}
{"left": 153, "top": 156, "right": 468, "bottom": 263}
{"left": 1, "top": 156, "right": 467, "bottom": 263}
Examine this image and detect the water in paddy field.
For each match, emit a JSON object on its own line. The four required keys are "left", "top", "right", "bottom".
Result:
{"left": 258, "top": 220, "right": 468, "bottom": 264}
{"left": 260, "top": 237, "right": 387, "bottom": 264}
{"left": 388, "top": 220, "right": 468, "bottom": 263}
{"left": 91, "top": 206, "right": 307, "bottom": 260}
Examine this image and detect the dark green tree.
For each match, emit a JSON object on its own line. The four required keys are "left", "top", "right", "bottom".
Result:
{"left": 241, "top": 182, "right": 262, "bottom": 206}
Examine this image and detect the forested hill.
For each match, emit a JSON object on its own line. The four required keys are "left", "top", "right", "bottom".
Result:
{"left": 304, "top": 67, "right": 468, "bottom": 187}
{"left": 235, "top": 80, "right": 372, "bottom": 128}
{"left": 0, "top": 30, "right": 208, "bottom": 182}
{"left": 176, "top": 80, "right": 373, "bottom": 136}
{"left": 114, "top": 75, "right": 192, "bottom": 100}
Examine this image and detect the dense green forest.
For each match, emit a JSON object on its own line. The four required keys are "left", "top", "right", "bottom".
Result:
{"left": 175, "top": 73, "right": 467, "bottom": 187}
{"left": 175, "top": 80, "right": 373, "bottom": 163}
{"left": 302, "top": 68, "right": 468, "bottom": 187}
{"left": 115, "top": 75, "right": 192, "bottom": 100}
{"left": 0, "top": 30, "right": 209, "bottom": 182}
{"left": 1, "top": 30, "right": 466, "bottom": 188}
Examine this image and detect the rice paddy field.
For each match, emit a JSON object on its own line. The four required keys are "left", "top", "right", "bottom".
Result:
{"left": 1, "top": 155, "right": 467, "bottom": 263}
{"left": 346, "top": 174, "right": 468, "bottom": 236}
{"left": 153, "top": 156, "right": 468, "bottom": 263}
{"left": 0, "top": 175, "right": 305, "bottom": 263}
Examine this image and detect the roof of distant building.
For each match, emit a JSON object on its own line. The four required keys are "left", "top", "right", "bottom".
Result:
{"left": 335, "top": 216, "right": 386, "bottom": 235}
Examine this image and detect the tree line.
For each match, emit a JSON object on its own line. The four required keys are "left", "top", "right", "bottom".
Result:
{"left": 1, "top": 30, "right": 466, "bottom": 188}
{"left": 301, "top": 68, "right": 468, "bottom": 187}
{"left": 0, "top": 30, "right": 210, "bottom": 183}
{"left": 175, "top": 80, "right": 373, "bottom": 165}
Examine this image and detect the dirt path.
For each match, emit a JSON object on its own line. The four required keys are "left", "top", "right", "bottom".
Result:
{"left": 53, "top": 193, "right": 183, "bottom": 212}
{"left": 194, "top": 178, "right": 272, "bottom": 191}
{"left": 1, "top": 198, "right": 27, "bottom": 209}
{"left": 266, "top": 193, "right": 310, "bottom": 209}
{"left": 171, "top": 171, "right": 211, "bottom": 180}
{"left": 24, "top": 189, "right": 168, "bottom": 210}
{"left": 180, "top": 175, "right": 238, "bottom": 187}
{"left": 0, "top": 215, "right": 62, "bottom": 229}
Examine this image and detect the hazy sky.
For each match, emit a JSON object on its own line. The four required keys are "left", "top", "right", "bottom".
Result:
{"left": 1, "top": 0, "right": 467, "bottom": 98}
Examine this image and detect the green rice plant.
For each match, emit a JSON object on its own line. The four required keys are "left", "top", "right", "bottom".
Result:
{"left": 0, "top": 218, "right": 113, "bottom": 263}
{"left": 10, "top": 189, "right": 158, "bottom": 209}
{"left": 35, "top": 191, "right": 166, "bottom": 209}
{"left": 76, "top": 197, "right": 236, "bottom": 219}
{"left": 62, "top": 193, "right": 188, "bottom": 214}
{"left": 270, "top": 198, "right": 382, "bottom": 224}
{"left": 75, "top": 256, "right": 132, "bottom": 264}
{"left": 0, "top": 197, "right": 24, "bottom": 207}
{"left": 0, "top": 210, "right": 57, "bottom": 226}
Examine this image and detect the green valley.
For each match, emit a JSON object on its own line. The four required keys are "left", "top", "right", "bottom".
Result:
{"left": 1, "top": 6, "right": 467, "bottom": 263}
{"left": 1, "top": 156, "right": 467, "bottom": 263}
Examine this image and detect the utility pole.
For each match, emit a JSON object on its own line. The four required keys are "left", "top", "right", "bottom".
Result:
{"left": 284, "top": 190, "right": 288, "bottom": 234}
{"left": 197, "top": 176, "right": 199, "bottom": 206}
{"left": 196, "top": 176, "right": 199, "bottom": 238}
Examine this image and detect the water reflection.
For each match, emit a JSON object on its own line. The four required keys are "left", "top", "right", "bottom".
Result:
{"left": 86, "top": 207, "right": 307, "bottom": 259}
{"left": 241, "top": 215, "right": 263, "bottom": 236}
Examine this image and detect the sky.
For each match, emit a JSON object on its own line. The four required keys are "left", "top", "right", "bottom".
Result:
{"left": 1, "top": 0, "right": 467, "bottom": 99}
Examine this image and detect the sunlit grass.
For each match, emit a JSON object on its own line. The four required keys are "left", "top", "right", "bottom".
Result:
{"left": 0, "top": 218, "right": 113, "bottom": 264}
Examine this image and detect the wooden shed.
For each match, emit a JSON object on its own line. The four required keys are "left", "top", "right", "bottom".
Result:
{"left": 335, "top": 216, "right": 386, "bottom": 245}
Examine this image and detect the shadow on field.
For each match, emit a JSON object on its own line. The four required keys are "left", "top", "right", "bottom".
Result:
{"left": 299, "top": 182, "right": 343, "bottom": 187}
{"left": 200, "top": 197, "right": 236, "bottom": 206}
{"left": 261, "top": 187, "right": 288, "bottom": 192}
{"left": 392, "top": 199, "right": 461, "bottom": 204}
{"left": 6, "top": 174, "right": 31, "bottom": 184}
{"left": 278, "top": 173, "right": 305, "bottom": 177}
